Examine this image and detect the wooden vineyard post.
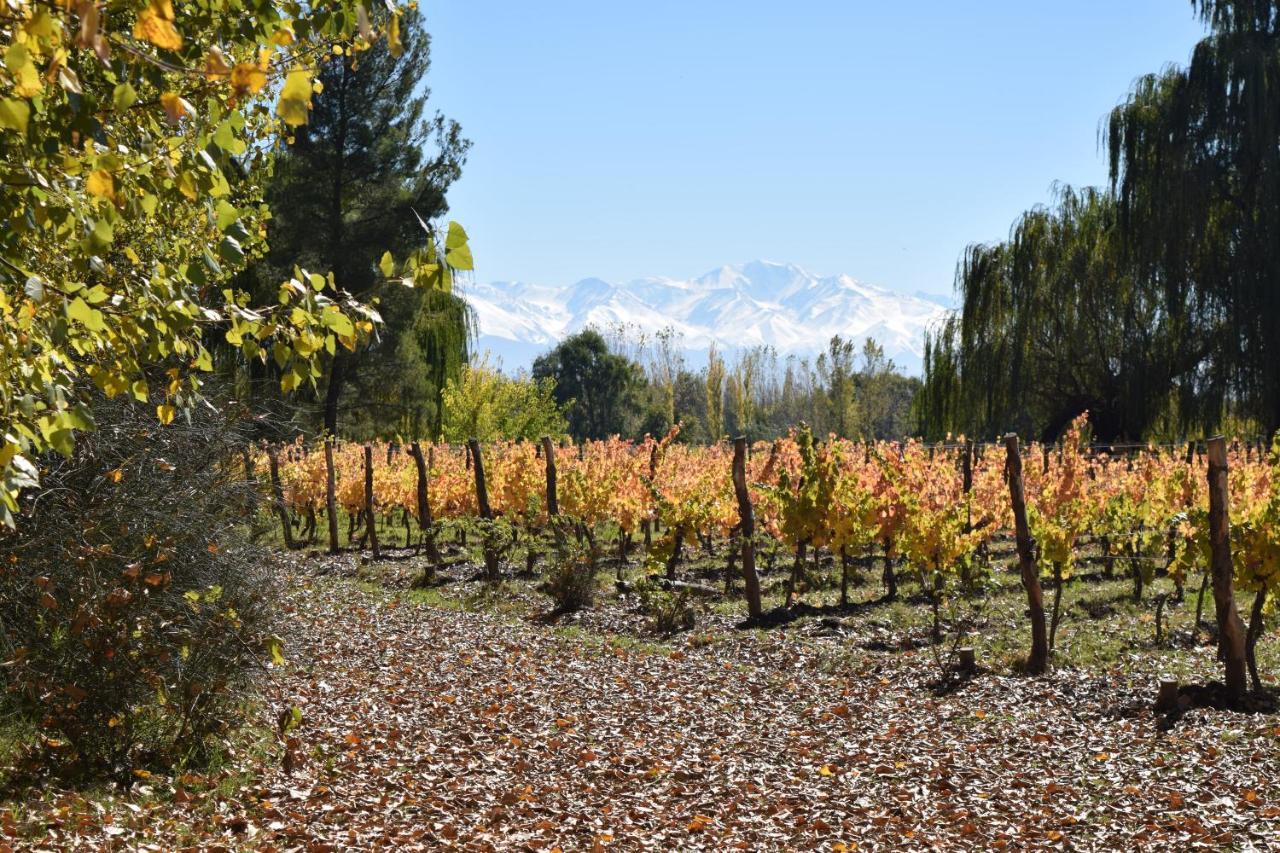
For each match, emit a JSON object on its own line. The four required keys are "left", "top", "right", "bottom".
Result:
{"left": 962, "top": 439, "right": 974, "bottom": 583}
{"left": 266, "top": 445, "right": 298, "bottom": 549}
{"left": 324, "top": 437, "right": 340, "bottom": 555}
{"left": 408, "top": 442, "right": 442, "bottom": 571}
{"left": 732, "top": 436, "right": 763, "bottom": 619}
{"left": 363, "top": 444, "right": 380, "bottom": 560}
{"left": 1206, "top": 436, "right": 1248, "bottom": 702}
{"left": 542, "top": 436, "right": 559, "bottom": 517}
{"left": 408, "top": 442, "right": 432, "bottom": 530}
{"left": 468, "top": 438, "right": 500, "bottom": 580}
{"left": 1006, "top": 433, "right": 1048, "bottom": 675}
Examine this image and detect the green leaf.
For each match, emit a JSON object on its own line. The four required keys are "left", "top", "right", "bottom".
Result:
{"left": 67, "top": 297, "right": 106, "bottom": 331}
{"left": 218, "top": 236, "right": 245, "bottom": 263}
{"left": 111, "top": 83, "right": 138, "bottom": 112}
{"left": 215, "top": 200, "right": 239, "bottom": 232}
{"left": 378, "top": 250, "right": 395, "bottom": 278}
{"left": 321, "top": 310, "right": 354, "bottom": 338}
{"left": 445, "top": 221, "right": 474, "bottom": 270}
{"left": 212, "top": 120, "right": 245, "bottom": 154}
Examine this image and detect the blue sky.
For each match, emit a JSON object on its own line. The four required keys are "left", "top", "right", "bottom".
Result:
{"left": 424, "top": 1, "right": 1208, "bottom": 296}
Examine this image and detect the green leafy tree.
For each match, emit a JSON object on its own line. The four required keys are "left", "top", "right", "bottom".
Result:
{"left": 532, "top": 330, "right": 641, "bottom": 441}
{"left": 441, "top": 358, "right": 568, "bottom": 443}
{"left": 919, "top": 187, "right": 1198, "bottom": 441}
{"left": 705, "top": 342, "right": 726, "bottom": 440}
{"left": 0, "top": 0, "right": 453, "bottom": 524}
{"left": 816, "top": 336, "right": 859, "bottom": 438}
{"left": 1107, "top": 0, "right": 1280, "bottom": 433}
{"left": 245, "top": 7, "right": 473, "bottom": 438}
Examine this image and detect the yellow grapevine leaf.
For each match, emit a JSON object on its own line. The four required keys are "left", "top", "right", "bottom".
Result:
{"left": 134, "top": 0, "right": 183, "bottom": 51}
{"left": 387, "top": 13, "right": 403, "bottom": 57}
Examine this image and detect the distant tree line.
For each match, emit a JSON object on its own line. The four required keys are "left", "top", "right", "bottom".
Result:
{"left": 530, "top": 327, "right": 920, "bottom": 444}
{"left": 919, "top": 0, "right": 1280, "bottom": 442}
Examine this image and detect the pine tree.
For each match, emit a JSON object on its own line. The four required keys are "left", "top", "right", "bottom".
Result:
{"left": 253, "top": 8, "right": 472, "bottom": 438}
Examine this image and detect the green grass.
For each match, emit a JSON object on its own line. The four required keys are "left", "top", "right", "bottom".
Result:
{"left": 314, "top": 521, "right": 1279, "bottom": 685}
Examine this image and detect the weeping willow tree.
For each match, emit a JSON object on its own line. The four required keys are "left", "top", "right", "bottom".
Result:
{"left": 1107, "top": 0, "right": 1280, "bottom": 433}
{"left": 918, "top": 187, "right": 1200, "bottom": 441}
{"left": 922, "top": 0, "right": 1280, "bottom": 440}
{"left": 339, "top": 287, "right": 475, "bottom": 440}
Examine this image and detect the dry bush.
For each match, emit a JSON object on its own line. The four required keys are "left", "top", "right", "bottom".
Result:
{"left": 542, "top": 529, "right": 600, "bottom": 614}
{"left": 0, "top": 395, "right": 275, "bottom": 774}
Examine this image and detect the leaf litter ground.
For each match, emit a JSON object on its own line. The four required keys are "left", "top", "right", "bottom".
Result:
{"left": 4, "top": 553, "right": 1279, "bottom": 851}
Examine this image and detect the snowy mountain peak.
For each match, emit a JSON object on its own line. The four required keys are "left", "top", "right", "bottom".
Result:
{"left": 463, "top": 262, "right": 950, "bottom": 374}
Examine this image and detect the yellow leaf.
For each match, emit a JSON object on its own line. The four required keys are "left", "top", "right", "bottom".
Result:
{"left": 0, "top": 99, "right": 30, "bottom": 134}
{"left": 159, "top": 92, "right": 194, "bottom": 125}
{"left": 5, "top": 44, "right": 43, "bottom": 98}
{"left": 387, "top": 13, "right": 403, "bottom": 58}
{"left": 230, "top": 63, "right": 268, "bottom": 95}
{"left": 86, "top": 169, "right": 115, "bottom": 201}
{"left": 818, "top": 764, "right": 834, "bottom": 777}
{"left": 134, "top": 0, "right": 182, "bottom": 51}
{"left": 156, "top": 404, "right": 176, "bottom": 425}
{"left": 276, "top": 69, "right": 313, "bottom": 127}
{"left": 271, "top": 23, "right": 296, "bottom": 47}
{"left": 204, "top": 46, "right": 232, "bottom": 80}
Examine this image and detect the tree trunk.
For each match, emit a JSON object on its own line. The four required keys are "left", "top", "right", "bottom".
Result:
{"left": 1194, "top": 570, "right": 1210, "bottom": 637}
{"left": 324, "top": 437, "right": 340, "bottom": 555}
{"left": 363, "top": 444, "right": 380, "bottom": 559}
{"left": 839, "top": 546, "right": 850, "bottom": 607}
{"left": 882, "top": 540, "right": 897, "bottom": 601}
{"left": 1006, "top": 434, "right": 1048, "bottom": 675}
{"left": 785, "top": 539, "right": 808, "bottom": 606}
{"left": 1130, "top": 548, "right": 1143, "bottom": 603}
{"left": 665, "top": 526, "right": 684, "bottom": 582}
{"left": 408, "top": 441, "right": 442, "bottom": 574}
{"left": 1049, "top": 562, "right": 1064, "bottom": 650}
{"left": 1205, "top": 436, "right": 1248, "bottom": 702}
{"left": 724, "top": 533, "right": 737, "bottom": 595}
{"left": 468, "top": 438, "right": 499, "bottom": 581}
{"left": 541, "top": 436, "right": 558, "bottom": 517}
{"left": 267, "top": 446, "right": 298, "bottom": 549}
{"left": 731, "top": 437, "right": 763, "bottom": 618}
{"left": 1245, "top": 587, "right": 1267, "bottom": 694}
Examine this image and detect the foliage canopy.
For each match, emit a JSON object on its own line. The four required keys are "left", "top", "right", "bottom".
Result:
{"left": 0, "top": 0, "right": 469, "bottom": 524}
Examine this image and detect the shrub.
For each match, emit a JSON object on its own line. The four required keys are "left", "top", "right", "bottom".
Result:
{"left": 636, "top": 581, "right": 697, "bottom": 635}
{"left": 543, "top": 535, "right": 600, "bottom": 614}
{"left": 0, "top": 394, "right": 275, "bottom": 773}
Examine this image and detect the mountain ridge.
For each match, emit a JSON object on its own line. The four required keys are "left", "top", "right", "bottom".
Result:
{"left": 462, "top": 261, "right": 950, "bottom": 374}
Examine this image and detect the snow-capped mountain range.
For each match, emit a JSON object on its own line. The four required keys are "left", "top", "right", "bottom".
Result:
{"left": 462, "top": 261, "right": 951, "bottom": 375}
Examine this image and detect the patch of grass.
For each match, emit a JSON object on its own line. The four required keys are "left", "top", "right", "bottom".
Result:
{"left": 317, "top": 532, "right": 1280, "bottom": 687}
